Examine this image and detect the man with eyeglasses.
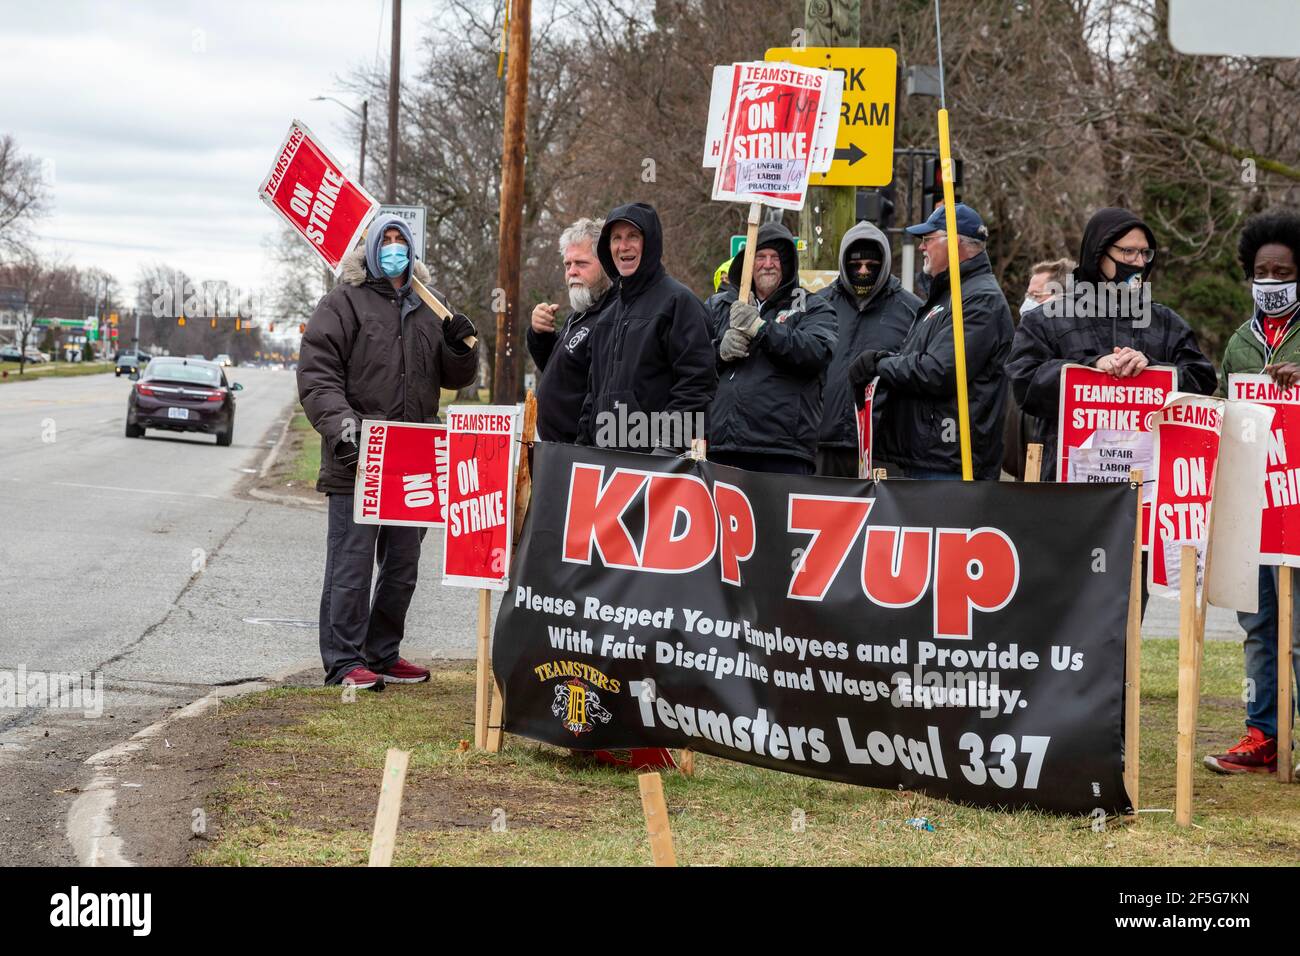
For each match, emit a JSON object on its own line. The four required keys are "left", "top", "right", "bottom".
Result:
{"left": 1006, "top": 207, "right": 1216, "bottom": 480}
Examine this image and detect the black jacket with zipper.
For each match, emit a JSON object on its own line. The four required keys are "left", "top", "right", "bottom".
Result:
{"left": 526, "top": 285, "right": 613, "bottom": 444}
{"left": 704, "top": 222, "right": 837, "bottom": 465}
{"left": 576, "top": 203, "right": 717, "bottom": 450}
{"left": 814, "top": 220, "right": 921, "bottom": 451}
{"left": 874, "top": 251, "right": 1013, "bottom": 479}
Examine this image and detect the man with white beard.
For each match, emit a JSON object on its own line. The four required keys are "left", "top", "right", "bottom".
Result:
{"left": 527, "top": 218, "right": 613, "bottom": 443}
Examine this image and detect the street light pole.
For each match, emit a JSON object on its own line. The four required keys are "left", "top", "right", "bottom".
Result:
{"left": 387, "top": 0, "right": 401, "bottom": 203}
{"left": 311, "top": 96, "right": 369, "bottom": 186}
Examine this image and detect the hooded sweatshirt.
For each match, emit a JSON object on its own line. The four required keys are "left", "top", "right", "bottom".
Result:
{"left": 576, "top": 202, "right": 717, "bottom": 450}
{"left": 814, "top": 221, "right": 920, "bottom": 450}
{"left": 703, "top": 222, "right": 837, "bottom": 464}
{"left": 1006, "top": 207, "right": 1217, "bottom": 479}
{"left": 297, "top": 214, "right": 479, "bottom": 493}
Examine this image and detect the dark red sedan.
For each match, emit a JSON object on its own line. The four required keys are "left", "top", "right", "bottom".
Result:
{"left": 125, "top": 357, "right": 242, "bottom": 446}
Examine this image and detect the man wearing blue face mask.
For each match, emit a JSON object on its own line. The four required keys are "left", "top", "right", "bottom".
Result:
{"left": 298, "top": 214, "right": 479, "bottom": 691}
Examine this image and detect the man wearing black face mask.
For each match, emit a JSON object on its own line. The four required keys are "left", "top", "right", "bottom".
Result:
{"left": 813, "top": 221, "right": 919, "bottom": 476}
{"left": 1006, "top": 207, "right": 1217, "bottom": 479}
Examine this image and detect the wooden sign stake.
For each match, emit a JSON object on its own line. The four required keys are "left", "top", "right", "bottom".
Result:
{"left": 367, "top": 747, "right": 410, "bottom": 867}
{"left": 638, "top": 771, "right": 677, "bottom": 867}
{"left": 1123, "top": 469, "right": 1143, "bottom": 812}
{"left": 1023, "top": 443, "right": 1043, "bottom": 483}
{"left": 486, "top": 678, "right": 505, "bottom": 754}
{"left": 735, "top": 202, "right": 763, "bottom": 303}
{"left": 474, "top": 589, "right": 492, "bottom": 749}
{"left": 1175, "top": 544, "right": 1202, "bottom": 827}
{"left": 1279, "top": 565, "right": 1295, "bottom": 784}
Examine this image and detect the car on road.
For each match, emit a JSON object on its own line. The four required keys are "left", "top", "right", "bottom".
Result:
{"left": 186, "top": 353, "right": 206, "bottom": 361}
{"left": 1, "top": 345, "right": 49, "bottom": 363}
{"left": 214, "top": 353, "right": 233, "bottom": 367}
{"left": 114, "top": 351, "right": 149, "bottom": 377}
{"left": 125, "top": 357, "right": 242, "bottom": 446}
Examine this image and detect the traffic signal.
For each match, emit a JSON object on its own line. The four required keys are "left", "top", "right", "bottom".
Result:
{"left": 109, "top": 312, "right": 119, "bottom": 327}
{"left": 235, "top": 318, "right": 242, "bottom": 332}
{"left": 268, "top": 323, "right": 275, "bottom": 332}
{"left": 857, "top": 186, "right": 896, "bottom": 230}
{"left": 210, "top": 317, "right": 217, "bottom": 329}
{"left": 177, "top": 316, "right": 186, "bottom": 327}
{"left": 921, "top": 155, "right": 963, "bottom": 220}
{"left": 298, "top": 323, "right": 306, "bottom": 334}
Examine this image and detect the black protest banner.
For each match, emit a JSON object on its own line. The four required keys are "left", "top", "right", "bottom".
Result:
{"left": 493, "top": 443, "right": 1135, "bottom": 814}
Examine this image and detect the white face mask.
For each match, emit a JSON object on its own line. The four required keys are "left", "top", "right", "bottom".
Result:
{"left": 1019, "top": 296, "right": 1039, "bottom": 317}
{"left": 1254, "top": 279, "right": 1298, "bottom": 317}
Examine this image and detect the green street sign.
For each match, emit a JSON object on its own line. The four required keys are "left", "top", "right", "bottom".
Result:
{"left": 730, "top": 235, "right": 808, "bottom": 259}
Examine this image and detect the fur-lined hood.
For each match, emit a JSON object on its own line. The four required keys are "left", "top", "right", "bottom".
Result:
{"left": 339, "top": 244, "right": 432, "bottom": 288}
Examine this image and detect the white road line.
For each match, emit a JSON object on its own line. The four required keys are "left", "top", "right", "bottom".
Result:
{"left": 47, "top": 480, "right": 224, "bottom": 500}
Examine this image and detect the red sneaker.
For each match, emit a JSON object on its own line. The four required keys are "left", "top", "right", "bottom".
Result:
{"left": 342, "top": 667, "right": 385, "bottom": 691}
{"left": 1203, "top": 727, "right": 1277, "bottom": 774}
{"left": 378, "top": 658, "right": 430, "bottom": 684}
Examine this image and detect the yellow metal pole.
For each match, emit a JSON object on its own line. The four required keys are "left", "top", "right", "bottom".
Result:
{"left": 936, "top": 109, "right": 973, "bottom": 481}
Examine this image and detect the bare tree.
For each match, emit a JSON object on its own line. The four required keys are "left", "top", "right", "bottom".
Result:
{"left": 0, "top": 134, "right": 49, "bottom": 257}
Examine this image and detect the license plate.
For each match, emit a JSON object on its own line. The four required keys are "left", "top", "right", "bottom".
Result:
{"left": 167, "top": 407, "right": 189, "bottom": 420}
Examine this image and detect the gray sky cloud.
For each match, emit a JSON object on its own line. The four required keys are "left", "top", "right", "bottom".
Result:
{"left": 2, "top": 0, "right": 443, "bottom": 305}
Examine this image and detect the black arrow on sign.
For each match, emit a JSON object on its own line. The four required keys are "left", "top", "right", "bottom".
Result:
{"left": 834, "top": 143, "right": 867, "bottom": 165}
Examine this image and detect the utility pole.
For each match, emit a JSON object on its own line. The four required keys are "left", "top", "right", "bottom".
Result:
{"left": 386, "top": 0, "right": 401, "bottom": 203}
{"left": 800, "top": 0, "right": 860, "bottom": 270}
{"left": 493, "top": 0, "right": 531, "bottom": 404}
{"left": 359, "top": 98, "right": 369, "bottom": 186}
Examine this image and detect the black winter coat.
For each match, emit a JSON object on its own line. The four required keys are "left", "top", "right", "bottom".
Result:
{"left": 705, "top": 222, "right": 837, "bottom": 464}
{"left": 297, "top": 250, "right": 479, "bottom": 493}
{"left": 526, "top": 285, "right": 612, "bottom": 444}
{"left": 874, "top": 252, "right": 1013, "bottom": 479}
{"left": 817, "top": 277, "right": 918, "bottom": 449}
{"left": 577, "top": 203, "right": 717, "bottom": 450}
{"left": 1006, "top": 298, "right": 1217, "bottom": 480}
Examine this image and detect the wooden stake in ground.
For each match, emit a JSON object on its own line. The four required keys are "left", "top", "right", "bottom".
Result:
{"left": 1023, "top": 443, "right": 1042, "bottom": 483}
{"left": 735, "top": 202, "right": 762, "bottom": 303}
{"left": 474, "top": 589, "right": 492, "bottom": 749}
{"left": 1175, "top": 544, "right": 1202, "bottom": 827}
{"left": 486, "top": 677, "right": 505, "bottom": 754}
{"left": 1279, "top": 565, "right": 1295, "bottom": 784}
{"left": 638, "top": 772, "right": 677, "bottom": 867}
{"left": 1123, "top": 470, "right": 1143, "bottom": 812}
{"left": 368, "top": 747, "right": 410, "bottom": 866}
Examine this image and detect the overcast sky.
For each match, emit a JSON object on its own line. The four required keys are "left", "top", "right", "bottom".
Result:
{"left": 2, "top": 0, "right": 445, "bottom": 305}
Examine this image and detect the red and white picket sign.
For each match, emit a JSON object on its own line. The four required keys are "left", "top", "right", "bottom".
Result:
{"left": 1228, "top": 373, "right": 1300, "bottom": 566}
{"left": 441, "top": 405, "right": 521, "bottom": 590}
{"left": 855, "top": 377, "right": 879, "bottom": 478}
{"left": 710, "top": 61, "right": 837, "bottom": 210}
{"left": 352, "top": 421, "right": 449, "bottom": 527}
{"left": 1057, "top": 363, "right": 1176, "bottom": 548}
{"left": 258, "top": 119, "right": 379, "bottom": 274}
{"left": 1147, "top": 394, "right": 1226, "bottom": 599}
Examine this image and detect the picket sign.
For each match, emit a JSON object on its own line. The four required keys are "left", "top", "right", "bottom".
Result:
{"left": 1227, "top": 374, "right": 1300, "bottom": 783}
{"left": 352, "top": 420, "right": 449, "bottom": 527}
{"left": 368, "top": 748, "right": 411, "bottom": 866}
{"left": 856, "top": 377, "right": 880, "bottom": 478}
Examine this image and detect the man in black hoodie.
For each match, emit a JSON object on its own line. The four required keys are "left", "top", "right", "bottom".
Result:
{"left": 577, "top": 203, "right": 717, "bottom": 453}
{"left": 815, "top": 220, "right": 921, "bottom": 477}
{"left": 1006, "top": 207, "right": 1217, "bottom": 479}
{"left": 704, "top": 222, "right": 837, "bottom": 474}
{"left": 526, "top": 218, "right": 612, "bottom": 443}
{"left": 849, "top": 203, "right": 1013, "bottom": 480}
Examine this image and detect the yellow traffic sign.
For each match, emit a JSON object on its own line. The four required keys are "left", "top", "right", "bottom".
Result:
{"left": 765, "top": 46, "right": 897, "bottom": 187}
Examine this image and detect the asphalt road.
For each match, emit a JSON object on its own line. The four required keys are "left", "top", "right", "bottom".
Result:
{"left": 0, "top": 368, "right": 485, "bottom": 865}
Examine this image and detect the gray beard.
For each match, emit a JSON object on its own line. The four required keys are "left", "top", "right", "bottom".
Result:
{"left": 568, "top": 279, "right": 607, "bottom": 313}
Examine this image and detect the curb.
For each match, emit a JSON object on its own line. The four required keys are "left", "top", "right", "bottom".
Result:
{"left": 66, "top": 658, "right": 320, "bottom": 867}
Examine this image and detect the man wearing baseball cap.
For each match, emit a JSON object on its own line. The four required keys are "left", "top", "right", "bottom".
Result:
{"left": 848, "top": 202, "right": 1013, "bottom": 479}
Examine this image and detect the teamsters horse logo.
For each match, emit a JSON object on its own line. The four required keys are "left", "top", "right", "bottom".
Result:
{"left": 551, "top": 678, "right": 613, "bottom": 736}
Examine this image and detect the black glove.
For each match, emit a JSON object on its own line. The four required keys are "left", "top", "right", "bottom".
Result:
{"left": 334, "top": 436, "right": 359, "bottom": 468}
{"left": 443, "top": 312, "right": 477, "bottom": 345}
{"left": 848, "top": 350, "right": 884, "bottom": 395}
